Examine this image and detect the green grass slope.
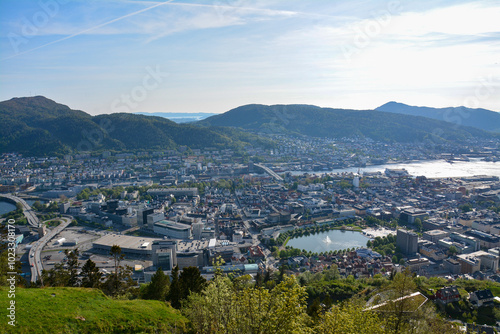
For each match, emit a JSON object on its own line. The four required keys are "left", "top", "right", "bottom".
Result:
{"left": 0, "top": 287, "right": 188, "bottom": 334}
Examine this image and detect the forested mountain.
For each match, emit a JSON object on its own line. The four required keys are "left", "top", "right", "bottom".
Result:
{"left": 198, "top": 104, "right": 497, "bottom": 142}
{"left": 0, "top": 96, "right": 270, "bottom": 156}
{"left": 376, "top": 102, "right": 500, "bottom": 133}
{"left": 1, "top": 97, "right": 498, "bottom": 156}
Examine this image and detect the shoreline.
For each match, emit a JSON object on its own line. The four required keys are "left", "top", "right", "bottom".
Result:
{"left": 287, "top": 158, "right": 500, "bottom": 178}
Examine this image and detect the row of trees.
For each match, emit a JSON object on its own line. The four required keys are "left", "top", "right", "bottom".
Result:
{"left": 31, "top": 200, "right": 59, "bottom": 213}
{"left": 366, "top": 235, "right": 405, "bottom": 264}
{"left": 181, "top": 268, "right": 462, "bottom": 333}
{"left": 40, "top": 245, "right": 208, "bottom": 308}
{"left": 41, "top": 246, "right": 134, "bottom": 297}
{"left": 365, "top": 215, "right": 398, "bottom": 229}
{"left": 276, "top": 246, "right": 359, "bottom": 260}
{"left": 142, "top": 260, "right": 500, "bottom": 329}
{"left": 141, "top": 265, "right": 206, "bottom": 309}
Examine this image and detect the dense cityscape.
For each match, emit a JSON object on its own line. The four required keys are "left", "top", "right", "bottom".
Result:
{"left": 1, "top": 135, "right": 500, "bottom": 331}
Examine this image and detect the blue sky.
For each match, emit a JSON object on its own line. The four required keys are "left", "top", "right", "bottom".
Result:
{"left": 1, "top": 0, "right": 499, "bottom": 115}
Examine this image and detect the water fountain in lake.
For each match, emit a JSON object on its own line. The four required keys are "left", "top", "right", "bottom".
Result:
{"left": 323, "top": 236, "right": 332, "bottom": 244}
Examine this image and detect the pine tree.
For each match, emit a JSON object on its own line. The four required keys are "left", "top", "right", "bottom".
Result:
{"left": 65, "top": 248, "right": 80, "bottom": 287}
{"left": 179, "top": 266, "right": 206, "bottom": 300}
{"left": 167, "top": 265, "right": 182, "bottom": 308}
{"left": 102, "top": 245, "right": 134, "bottom": 297}
{"left": 143, "top": 267, "right": 169, "bottom": 300}
{"left": 80, "top": 259, "right": 102, "bottom": 288}
{"left": 110, "top": 244, "right": 123, "bottom": 294}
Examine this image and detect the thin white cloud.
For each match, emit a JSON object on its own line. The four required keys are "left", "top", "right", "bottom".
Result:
{"left": 2, "top": 0, "right": 177, "bottom": 61}
{"left": 113, "top": 1, "right": 302, "bottom": 43}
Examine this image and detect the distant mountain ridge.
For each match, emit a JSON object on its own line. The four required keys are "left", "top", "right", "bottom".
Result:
{"left": 1, "top": 97, "right": 498, "bottom": 156}
{"left": 134, "top": 112, "right": 217, "bottom": 123}
{"left": 0, "top": 96, "right": 269, "bottom": 156}
{"left": 198, "top": 104, "right": 497, "bottom": 142}
{"left": 376, "top": 102, "right": 500, "bottom": 133}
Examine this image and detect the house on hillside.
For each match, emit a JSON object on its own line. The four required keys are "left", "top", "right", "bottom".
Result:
{"left": 469, "top": 289, "right": 494, "bottom": 308}
{"left": 435, "top": 286, "right": 460, "bottom": 304}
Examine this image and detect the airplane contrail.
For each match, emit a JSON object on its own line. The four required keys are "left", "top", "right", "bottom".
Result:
{"left": 131, "top": 0, "right": 340, "bottom": 19}
{"left": 2, "top": 0, "right": 176, "bottom": 61}
{"left": 2, "top": 0, "right": 346, "bottom": 61}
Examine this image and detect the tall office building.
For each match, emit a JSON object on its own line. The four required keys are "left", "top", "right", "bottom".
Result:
{"left": 152, "top": 240, "right": 177, "bottom": 271}
{"left": 192, "top": 221, "right": 204, "bottom": 240}
{"left": 396, "top": 229, "right": 418, "bottom": 255}
{"left": 147, "top": 212, "right": 165, "bottom": 230}
{"left": 137, "top": 207, "right": 154, "bottom": 228}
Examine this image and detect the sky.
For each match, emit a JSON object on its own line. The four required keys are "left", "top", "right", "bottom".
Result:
{"left": 0, "top": 0, "right": 499, "bottom": 115}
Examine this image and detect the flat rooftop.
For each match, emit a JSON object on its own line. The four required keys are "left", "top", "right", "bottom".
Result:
{"left": 93, "top": 234, "right": 159, "bottom": 252}
{"left": 425, "top": 230, "right": 448, "bottom": 235}
{"left": 155, "top": 220, "right": 191, "bottom": 231}
{"left": 177, "top": 239, "right": 210, "bottom": 252}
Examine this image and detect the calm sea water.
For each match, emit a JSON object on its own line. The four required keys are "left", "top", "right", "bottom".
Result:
{"left": 0, "top": 201, "right": 16, "bottom": 215}
{"left": 292, "top": 158, "right": 500, "bottom": 178}
{"left": 287, "top": 229, "right": 369, "bottom": 253}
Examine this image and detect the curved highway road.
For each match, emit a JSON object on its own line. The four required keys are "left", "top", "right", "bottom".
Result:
{"left": 0, "top": 194, "right": 73, "bottom": 283}
{"left": 29, "top": 216, "right": 73, "bottom": 283}
{"left": 0, "top": 193, "right": 40, "bottom": 227}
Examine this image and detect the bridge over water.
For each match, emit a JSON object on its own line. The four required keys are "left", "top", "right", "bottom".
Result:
{"left": 253, "top": 163, "right": 284, "bottom": 182}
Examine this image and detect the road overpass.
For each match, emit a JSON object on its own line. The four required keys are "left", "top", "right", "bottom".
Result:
{"left": 0, "top": 193, "right": 39, "bottom": 227}
{"left": 254, "top": 163, "right": 284, "bottom": 182}
{"left": 29, "top": 216, "right": 73, "bottom": 283}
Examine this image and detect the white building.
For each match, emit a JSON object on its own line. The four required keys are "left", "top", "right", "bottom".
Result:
{"left": 353, "top": 176, "right": 360, "bottom": 188}
{"left": 153, "top": 220, "right": 192, "bottom": 239}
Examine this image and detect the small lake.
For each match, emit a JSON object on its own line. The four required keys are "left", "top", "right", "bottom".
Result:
{"left": 287, "top": 229, "right": 369, "bottom": 253}
{"left": 0, "top": 201, "right": 16, "bottom": 215}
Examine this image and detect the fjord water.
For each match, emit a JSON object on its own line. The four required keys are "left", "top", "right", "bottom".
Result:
{"left": 287, "top": 229, "right": 369, "bottom": 253}
{"left": 295, "top": 158, "right": 500, "bottom": 178}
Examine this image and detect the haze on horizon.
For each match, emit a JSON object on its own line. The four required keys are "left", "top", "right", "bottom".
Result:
{"left": 0, "top": 0, "right": 499, "bottom": 115}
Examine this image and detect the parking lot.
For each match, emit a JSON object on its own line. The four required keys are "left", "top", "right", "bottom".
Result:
{"left": 39, "top": 224, "right": 152, "bottom": 282}
{"left": 43, "top": 225, "right": 105, "bottom": 252}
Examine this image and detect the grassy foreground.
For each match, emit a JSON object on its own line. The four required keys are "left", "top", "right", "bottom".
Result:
{"left": 0, "top": 287, "right": 188, "bottom": 334}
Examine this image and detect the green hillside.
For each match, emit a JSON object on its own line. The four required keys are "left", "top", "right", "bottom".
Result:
{"left": 0, "top": 96, "right": 272, "bottom": 156}
{"left": 2, "top": 97, "right": 496, "bottom": 156}
{"left": 376, "top": 101, "right": 500, "bottom": 133}
{"left": 198, "top": 104, "right": 498, "bottom": 143}
{"left": 0, "top": 287, "right": 188, "bottom": 334}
